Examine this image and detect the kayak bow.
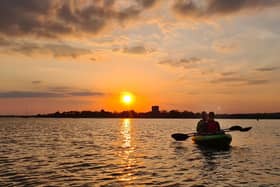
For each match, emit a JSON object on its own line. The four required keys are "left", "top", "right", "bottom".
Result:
{"left": 192, "top": 134, "right": 232, "bottom": 148}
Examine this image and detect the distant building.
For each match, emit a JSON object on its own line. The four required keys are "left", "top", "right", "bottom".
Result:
{"left": 151, "top": 106, "right": 159, "bottom": 113}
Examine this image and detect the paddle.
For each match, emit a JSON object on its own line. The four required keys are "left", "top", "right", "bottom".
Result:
{"left": 171, "top": 125, "right": 252, "bottom": 141}
{"left": 225, "top": 125, "right": 252, "bottom": 132}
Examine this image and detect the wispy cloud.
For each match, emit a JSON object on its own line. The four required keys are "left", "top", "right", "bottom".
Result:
{"left": 47, "top": 86, "right": 73, "bottom": 92}
{"left": 0, "top": 87, "right": 105, "bottom": 98}
{"left": 211, "top": 77, "right": 245, "bottom": 83}
{"left": 247, "top": 79, "right": 269, "bottom": 85}
{"left": 211, "top": 76, "right": 269, "bottom": 85}
{"left": 31, "top": 80, "right": 42, "bottom": 84}
{"left": 46, "top": 86, "right": 104, "bottom": 96}
{"left": 159, "top": 57, "right": 208, "bottom": 69}
{"left": 69, "top": 91, "right": 104, "bottom": 96}
{"left": 0, "top": 91, "right": 63, "bottom": 98}
{"left": 220, "top": 72, "right": 236, "bottom": 76}
{"left": 0, "top": 37, "right": 91, "bottom": 58}
{"left": 255, "top": 66, "right": 279, "bottom": 72}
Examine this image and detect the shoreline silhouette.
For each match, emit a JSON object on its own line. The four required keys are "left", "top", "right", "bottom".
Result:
{"left": 1, "top": 110, "right": 280, "bottom": 119}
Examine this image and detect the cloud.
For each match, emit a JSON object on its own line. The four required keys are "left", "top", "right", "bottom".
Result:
{"left": 123, "top": 45, "right": 154, "bottom": 54}
{"left": 0, "top": 37, "right": 91, "bottom": 58}
{"left": 0, "top": 84, "right": 105, "bottom": 98}
{"left": 46, "top": 86, "right": 105, "bottom": 96}
{"left": 247, "top": 79, "right": 269, "bottom": 85}
{"left": 255, "top": 66, "right": 279, "bottom": 72}
{"left": 211, "top": 76, "right": 245, "bottom": 83}
{"left": 0, "top": 90, "right": 105, "bottom": 98}
{"left": 90, "top": 57, "right": 96, "bottom": 61}
{"left": 0, "top": 0, "right": 158, "bottom": 38}
{"left": 173, "top": 0, "right": 280, "bottom": 18}
{"left": 0, "top": 91, "right": 63, "bottom": 98}
{"left": 220, "top": 72, "right": 236, "bottom": 76}
{"left": 32, "top": 80, "right": 42, "bottom": 84}
{"left": 159, "top": 57, "right": 205, "bottom": 68}
{"left": 14, "top": 43, "right": 91, "bottom": 58}
{"left": 69, "top": 91, "right": 104, "bottom": 96}
{"left": 211, "top": 76, "right": 269, "bottom": 85}
{"left": 47, "top": 86, "right": 73, "bottom": 92}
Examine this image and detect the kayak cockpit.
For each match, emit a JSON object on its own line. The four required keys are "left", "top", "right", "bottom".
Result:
{"left": 192, "top": 134, "right": 232, "bottom": 149}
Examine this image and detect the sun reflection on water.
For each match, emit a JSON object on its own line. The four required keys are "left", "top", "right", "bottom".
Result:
{"left": 122, "top": 118, "right": 131, "bottom": 148}
{"left": 118, "top": 118, "right": 137, "bottom": 183}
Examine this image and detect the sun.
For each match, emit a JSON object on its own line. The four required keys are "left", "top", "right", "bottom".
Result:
{"left": 123, "top": 95, "right": 132, "bottom": 103}
{"left": 121, "top": 92, "right": 134, "bottom": 105}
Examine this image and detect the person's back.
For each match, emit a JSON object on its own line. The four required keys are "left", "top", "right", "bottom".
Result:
{"left": 196, "top": 111, "right": 208, "bottom": 134}
{"left": 207, "top": 112, "right": 221, "bottom": 134}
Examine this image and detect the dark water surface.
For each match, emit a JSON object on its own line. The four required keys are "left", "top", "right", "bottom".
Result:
{"left": 0, "top": 118, "right": 279, "bottom": 186}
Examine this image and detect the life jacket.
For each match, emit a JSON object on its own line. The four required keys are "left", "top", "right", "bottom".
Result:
{"left": 207, "top": 120, "right": 220, "bottom": 133}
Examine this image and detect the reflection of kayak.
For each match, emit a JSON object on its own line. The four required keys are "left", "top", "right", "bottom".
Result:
{"left": 192, "top": 134, "right": 232, "bottom": 149}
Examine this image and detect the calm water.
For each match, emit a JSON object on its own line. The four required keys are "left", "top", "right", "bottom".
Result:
{"left": 0, "top": 118, "right": 279, "bottom": 186}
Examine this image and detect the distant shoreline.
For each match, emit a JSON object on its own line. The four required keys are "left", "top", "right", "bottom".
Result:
{"left": 1, "top": 117, "right": 280, "bottom": 120}
{"left": 1, "top": 110, "right": 280, "bottom": 119}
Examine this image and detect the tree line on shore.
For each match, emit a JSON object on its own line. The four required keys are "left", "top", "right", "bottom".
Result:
{"left": 31, "top": 110, "right": 280, "bottom": 119}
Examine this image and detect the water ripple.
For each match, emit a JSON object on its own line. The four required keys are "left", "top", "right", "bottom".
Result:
{"left": 0, "top": 118, "right": 280, "bottom": 186}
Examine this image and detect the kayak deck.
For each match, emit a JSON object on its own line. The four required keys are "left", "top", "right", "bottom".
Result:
{"left": 192, "top": 134, "right": 232, "bottom": 149}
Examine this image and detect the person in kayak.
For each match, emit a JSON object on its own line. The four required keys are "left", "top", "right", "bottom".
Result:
{"left": 196, "top": 111, "right": 208, "bottom": 134}
{"left": 207, "top": 112, "right": 221, "bottom": 134}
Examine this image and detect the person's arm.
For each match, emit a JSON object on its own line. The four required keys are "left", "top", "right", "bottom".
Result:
{"left": 196, "top": 121, "right": 202, "bottom": 132}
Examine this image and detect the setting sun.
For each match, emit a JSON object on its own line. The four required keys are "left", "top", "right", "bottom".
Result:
{"left": 121, "top": 92, "right": 134, "bottom": 105}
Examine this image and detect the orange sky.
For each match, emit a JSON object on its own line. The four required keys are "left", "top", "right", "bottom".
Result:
{"left": 0, "top": 0, "right": 280, "bottom": 114}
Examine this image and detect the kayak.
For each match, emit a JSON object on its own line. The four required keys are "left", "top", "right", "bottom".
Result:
{"left": 192, "top": 134, "right": 232, "bottom": 149}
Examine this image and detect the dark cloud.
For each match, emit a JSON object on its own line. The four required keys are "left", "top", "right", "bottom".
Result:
{"left": 0, "top": 0, "right": 158, "bottom": 38}
{"left": 0, "top": 85, "right": 106, "bottom": 98}
{"left": 0, "top": 91, "right": 63, "bottom": 98}
{"left": 47, "top": 86, "right": 105, "bottom": 96}
{"left": 0, "top": 89, "right": 105, "bottom": 98}
{"left": 123, "top": 45, "right": 154, "bottom": 54}
{"left": 173, "top": 0, "right": 280, "bottom": 18}
{"left": 255, "top": 67, "right": 279, "bottom": 72}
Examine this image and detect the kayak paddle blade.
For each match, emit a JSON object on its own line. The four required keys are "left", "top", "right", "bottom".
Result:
{"left": 229, "top": 125, "right": 243, "bottom": 131}
{"left": 171, "top": 133, "right": 189, "bottom": 141}
{"left": 240, "top": 127, "right": 252, "bottom": 132}
{"left": 228, "top": 125, "right": 252, "bottom": 132}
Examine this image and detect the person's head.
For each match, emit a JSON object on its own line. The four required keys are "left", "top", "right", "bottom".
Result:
{"left": 201, "top": 111, "right": 208, "bottom": 121}
{"left": 209, "top": 112, "right": 215, "bottom": 120}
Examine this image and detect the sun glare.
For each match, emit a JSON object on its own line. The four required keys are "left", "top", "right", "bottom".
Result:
{"left": 121, "top": 92, "right": 134, "bottom": 105}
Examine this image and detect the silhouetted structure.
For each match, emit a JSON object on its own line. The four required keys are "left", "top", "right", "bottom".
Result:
{"left": 152, "top": 106, "right": 159, "bottom": 113}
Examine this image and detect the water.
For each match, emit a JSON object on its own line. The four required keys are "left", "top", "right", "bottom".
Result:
{"left": 0, "top": 118, "right": 279, "bottom": 186}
